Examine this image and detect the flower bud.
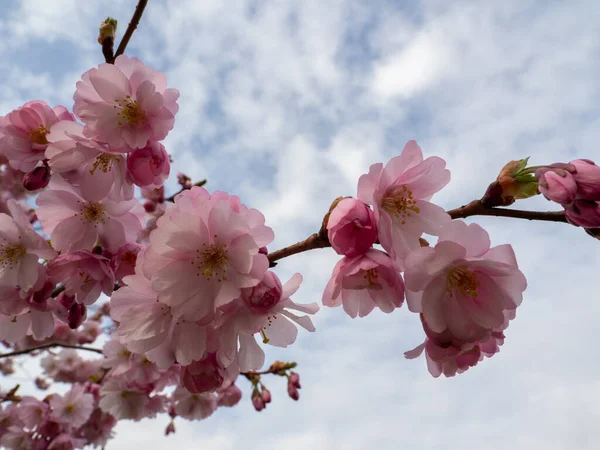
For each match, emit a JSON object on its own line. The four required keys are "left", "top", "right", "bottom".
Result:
{"left": 565, "top": 200, "right": 600, "bottom": 228}
{"left": 483, "top": 158, "right": 539, "bottom": 207}
{"left": 23, "top": 165, "right": 51, "bottom": 191}
{"left": 241, "top": 271, "right": 283, "bottom": 313}
{"left": 327, "top": 198, "right": 377, "bottom": 257}
{"left": 570, "top": 159, "right": 600, "bottom": 201}
{"left": 261, "top": 387, "right": 272, "bottom": 404}
{"left": 180, "top": 353, "right": 225, "bottom": 394}
{"left": 165, "top": 422, "right": 176, "bottom": 436}
{"left": 535, "top": 167, "right": 578, "bottom": 204}
{"left": 288, "top": 372, "right": 301, "bottom": 388}
{"left": 287, "top": 384, "right": 300, "bottom": 401}
{"left": 252, "top": 390, "right": 265, "bottom": 411}
{"left": 127, "top": 141, "right": 170, "bottom": 187}
{"left": 67, "top": 303, "right": 87, "bottom": 329}
{"left": 35, "top": 377, "right": 50, "bottom": 390}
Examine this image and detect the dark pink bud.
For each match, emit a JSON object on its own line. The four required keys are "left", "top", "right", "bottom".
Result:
{"left": 570, "top": 159, "right": 600, "bottom": 201}
{"left": 252, "top": 390, "right": 265, "bottom": 411}
{"left": 67, "top": 303, "right": 87, "bottom": 329}
{"left": 241, "top": 271, "right": 283, "bottom": 313}
{"left": 23, "top": 165, "right": 51, "bottom": 191}
{"left": 127, "top": 141, "right": 170, "bottom": 187}
{"left": 327, "top": 198, "right": 377, "bottom": 257}
{"left": 143, "top": 201, "right": 157, "bottom": 213}
{"left": 565, "top": 200, "right": 600, "bottom": 228}
{"left": 261, "top": 387, "right": 272, "bottom": 404}
{"left": 258, "top": 246, "right": 268, "bottom": 255}
{"left": 165, "top": 422, "right": 176, "bottom": 436}
{"left": 35, "top": 377, "right": 50, "bottom": 390}
{"left": 288, "top": 372, "right": 301, "bottom": 388}
{"left": 32, "top": 280, "right": 55, "bottom": 305}
{"left": 57, "top": 292, "right": 76, "bottom": 310}
{"left": 287, "top": 384, "right": 300, "bottom": 401}
{"left": 180, "top": 353, "right": 225, "bottom": 394}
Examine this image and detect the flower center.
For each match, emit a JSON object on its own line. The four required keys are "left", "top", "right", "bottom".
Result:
{"left": 0, "top": 244, "right": 26, "bottom": 268}
{"left": 78, "top": 202, "right": 106, "bottom": 225}
{"left": 446, "top": 266, "right": 478, "bottom": 297}
{"left": 90, "top": 153, "right": 122, "bottom": 175}
{"left": 65, "top": 403, "right": 75, "bottom": 414}
{"left": 115, "top": 95, "right": 147, "bottom": 126}
{"left": 363, "top": 268, "right": 379, "bottom": 288}
{"left": 381, "top": 186, "right": 420, "bottom": 225}
{"left": 28, "top": 124, "right": 50, "bottom": 145}
{"left": 196, "top": 242, "right": 229, "bottom": 281}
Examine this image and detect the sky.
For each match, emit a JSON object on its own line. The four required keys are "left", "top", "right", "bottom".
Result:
{"left": 1, "top": 0, "right": 600, "bottom": 449}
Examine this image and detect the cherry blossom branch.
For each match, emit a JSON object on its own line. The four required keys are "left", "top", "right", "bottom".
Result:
{"left": 166, "top": 179, "right": 207, "bottom": 202}
{"left": 267, "top": 201, "right": 569, "bottom": 264}
{"left": 0, "top": 343, "right": 103, "bottom": 360}
{"left": 113, "top": 0, "right": 149, "bottom": 62}
{"left": 446, "top": 200, "right": 568, "bottom": 222}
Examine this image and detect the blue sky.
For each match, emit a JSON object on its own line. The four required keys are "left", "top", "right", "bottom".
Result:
{"left": 2, "top": 1, "right": 600, "bottom": 449}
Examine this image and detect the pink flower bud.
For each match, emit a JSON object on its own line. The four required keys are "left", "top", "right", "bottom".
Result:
{"left": 327, "top": 198, "right": 377, "bottom": 257}
{"left": 241, "top": 271, "right": 283, "bottom": 313}
{"left": 261, "top": 387, "right": 272, "bottom": 404}
{"left": 288, "top": 372, "right": 301, "bottom": 388}
{"left": 22, "top": 165, "right": 51, "bottom": 191}
{"left": 217, "top": 383, "right": 242, "bottom": 407}
{"left": 570, "top": 159, "right": 600, "bottom": 201}
{"left": 127, "top": 141, "right": 170, "bottom": 187}
{"left": 251, "top": 390, "right": 265, "bottom": 411}
{"left": 35, "top": 377, "right": 50, "bottom": 390}
{"left": 180, "top": 353, "right": 225, "bottom": 394}
{"left": 165, "top": 422, "right": 176, "bottom": 436}
{"left": 565, "top": 200, "right": 600, "bottom": 228}
{"left": 287, "top": 384, "right": 300, "bottom": 401}
{"left": 143, "top": 201, "right": 157, "bottom": 213}
{"left": 67, "top": 303, "right": 87, "bottom": 329}
{"left": 536, "top": 167, "right": 578, "bottom": 204}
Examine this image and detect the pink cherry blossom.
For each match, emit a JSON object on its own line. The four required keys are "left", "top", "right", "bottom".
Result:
{"left": 126, "top": 141, "right": 170, "bottom": 187}
{"left": 322, "top": 249, "right": 405, "bottom": 318}
{"left": 142, "top": 187, "right": 271, "bottom": 322}
{"left": 50, "top": 383, "right": 94, "bottom": 428}
{"left": 172, "top": 387, "right": 217, "bottom": 420}
{"left": 357, "top": 140, "right": 451, "bottom": 262}
{"left": 217, "top": 383, "right": 242, "bottom": 407}
{"left": 218, "top": 272, "right": 318, "bottom": 372}
{"left": 106, "top": 242, "right": 141, "bottom": 285}
{"left": 99, "top": 378, "right": 165, "bottom": 421}
{"left": 17, "top": 396, "right": 49, "bottom": 429}
{"left": 74, "top": 55, "right": 179, "bottom": 149}
{"left": 404, "top": 220, "right": 527, "bottom": 343}
{"left": 327, "top": 197, "right": 377, "bottom": 257}
{"left": 0, "top": 199, "right": 56, "bottom": 291}
{"left": 47, "top": 251, "right": 115, "bottom": 305}
{"left": 405, "top": 330, "right": 505, "bottom": 378}
{"left": 45, "top": 120, "right": 133, "bottom": 201}
{"left": 0, "top": 100, "right": 74, "bottom": 171}
{"left": 180, "top": 353, "right": 232, "bottom": 394}
{"left": 36, "top": 178, "right": 142, "bottom": 253}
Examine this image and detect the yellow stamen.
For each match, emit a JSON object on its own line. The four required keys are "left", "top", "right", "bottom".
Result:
{"left": 0, "top": 244, "right": 26, "bottom": 269}
{"left": 115, "top": 95, "right": 147, "bottom": 126}
{"left": 362, "top": 268, "right": 379, "bottom": 288}
{"left": 446, "top": 266, "right": 478, "bottom": 297}
{"left": 28, "top": 124, "right": 50, "bottom": 145}
{"left": 381, "top": 185, "right": 420, "bottom": 225}
{"left": 196, "top": 241, "right": 228, "bottom": 280}
{"left": 90, "top": 153, "right": 122, "bottom": 175}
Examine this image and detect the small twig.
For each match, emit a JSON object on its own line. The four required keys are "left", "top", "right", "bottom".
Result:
{"left": 113, "top": 0, "right": 149, "bottom": 62}
{"left": 447, "top": 200, "right": 568, "bottom": 222}
{"left": 166, "top": 179, "right": 207, "bottom": 203}
{"left": 0, "top": 343, "right": 103, "bottom": 360}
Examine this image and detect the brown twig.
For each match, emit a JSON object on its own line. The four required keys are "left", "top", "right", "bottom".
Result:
{"left": 266, "top": 201, "right": 569, "bottom": 263}
{"left": 446, "top": 200, "right": 568, "bottom": 222}
{"left": 0, "top": 343, "right": 103, "bottom": 360}
{"left": 166, "top": 179, "right": 207, "bottom": 202}
{"left": 113, "top": 0, "right": 149, "bottom": 62}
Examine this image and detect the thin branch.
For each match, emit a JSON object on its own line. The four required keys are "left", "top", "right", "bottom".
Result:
{"left": 113, "top": 0, "right": 149, "bottom": 62}
{"left": 267, "top": 200, "right": 569, "bottom": 264}
{"left": 166, "top": 179, "right": 207, "bottom": 202}
{"left": 447, "top": 200, "right": 568, "bottom": 222}
{"left": 0, "top": 343, "right": 103, "bottom": 360}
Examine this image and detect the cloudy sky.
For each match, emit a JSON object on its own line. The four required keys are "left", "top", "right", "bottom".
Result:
{"left": 2, "top": 0, "right": 600, "bottom": 449}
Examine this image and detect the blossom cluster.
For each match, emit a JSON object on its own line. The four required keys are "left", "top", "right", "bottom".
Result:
{"left": 2, "top": 46, "right": 598, "bottom": 448}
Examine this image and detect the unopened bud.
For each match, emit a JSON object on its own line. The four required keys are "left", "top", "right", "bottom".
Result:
{"left": 68, "top": 303, "right": 87, "bottom": 329}
{"left": 23, "top": 165, "right": 51, "bottom": 191}
{"left": 144, "top": 201, "right": 157, "bottom": 213}
{"left": 165, "top": 422, "right": 176, "bottom": 436}
{"left": 98, "top": 17, "right": 117, "bottom": 44}
{"left": 35, "top": 377, "right": 50, "bottom": 390}
{"left": 288, "top": 372, "right": 301, "bottom": 388}
{"left": 252, "top": 390, "right": 265, "bottom": 411}
{"left": 261, "top": 387, "right": 272, "bottom": 404}
{"left": 483, "top": 158, "right": 539, "bottom": 207}
{"left": 287, "top": 384, "right": 300, "bottom": 401}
